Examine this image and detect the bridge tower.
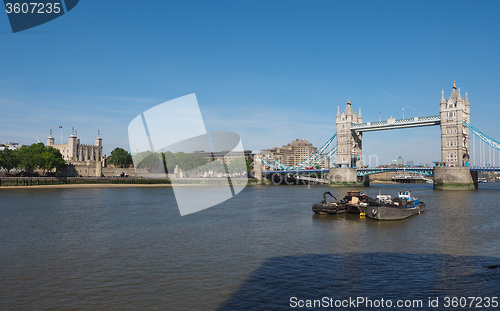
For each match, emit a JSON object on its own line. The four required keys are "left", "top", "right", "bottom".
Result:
{"left": 330, "top": 99, "right": 368, "bottom": 186}
{"left": 435, "top": 82, "right": 476, "bottom": 190}
{"left": 439, "top": 82, "right": 470, "bottom": 167}
{"left": 336, "top": 99, "right": 362, "bottom": 168}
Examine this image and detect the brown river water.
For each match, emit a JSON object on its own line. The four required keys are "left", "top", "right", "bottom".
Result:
{"left": 1, "top": 183, "right": 499, "bottom": 310}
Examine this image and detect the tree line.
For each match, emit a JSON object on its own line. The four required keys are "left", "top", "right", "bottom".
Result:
{"left": 134, "top": 150, "right": 251, "bottom": 175}
{"left": 0, "top": 143, "right": 65, "bottom": 176}
{"left": 0, "top": 145, "right": 252, "bottom": 177}
{"left": 108, "top": 147, "right": 252, "bottom": 175}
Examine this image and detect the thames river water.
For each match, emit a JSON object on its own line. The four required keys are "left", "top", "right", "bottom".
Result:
{"left": 1, "top": 183, "right": 499, "bottom": 310}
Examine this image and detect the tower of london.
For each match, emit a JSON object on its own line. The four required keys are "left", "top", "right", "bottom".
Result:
{"left": 46, "top": 128, "right": 103, "bottom": 177}
{"left": 47, "top": 128, "right": 103, "bottom": 163}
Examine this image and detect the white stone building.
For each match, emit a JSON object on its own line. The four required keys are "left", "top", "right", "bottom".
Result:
{"left": 47, "top": 128, "right": 103, "bottom": 177}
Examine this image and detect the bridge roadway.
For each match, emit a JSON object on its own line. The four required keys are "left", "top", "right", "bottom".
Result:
{"left": 351, "top": 115, "right": 441, "bottom": 132}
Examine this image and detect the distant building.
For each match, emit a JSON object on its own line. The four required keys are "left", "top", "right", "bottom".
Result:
{"left": 0, "top": 142, "right": 21, "bottom": 150}
{"left": 406, "top": 160, "right": 414, "bottom": 166}
{"left": 261, "top": 139, "right": 330, "bottom": 169}
{"left": 396, "top": 156, "right": 404, "bottom": 166}
{"left": 192, "top": 150, "right": 253, "bottom": 163}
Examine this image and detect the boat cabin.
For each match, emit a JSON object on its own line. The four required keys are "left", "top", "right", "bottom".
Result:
{"left": 398, "top": 191, "right": 412, "bottom": 200}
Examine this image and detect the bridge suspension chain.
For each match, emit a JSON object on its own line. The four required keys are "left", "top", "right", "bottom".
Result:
{"left": 287, "top": 134, "right": 337, "bottom": 169}
{"left": 261, "top": 133, "right": 337, "bottom": 170}
{"left": 463, "top": 121, "right": 500, "bottom": 151}
{"left": 464, "top": 121, "right": 500, "bottom": 167}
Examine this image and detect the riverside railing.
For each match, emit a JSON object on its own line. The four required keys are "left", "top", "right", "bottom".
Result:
{"left": 0, "top": 177, "right": 172, "bottom": 187}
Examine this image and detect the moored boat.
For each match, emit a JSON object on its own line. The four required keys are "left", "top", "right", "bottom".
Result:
{"left": 312, "top": 191, "right": 369, "bottom": 215}
{"left": 312, "top": 191, "right": 345, "bottom": 215}
{"left": 343, "top": 191, "right": 370, "bottom": 214}
{"left": 364, "top": 191, "right": 425, "bottom": 220}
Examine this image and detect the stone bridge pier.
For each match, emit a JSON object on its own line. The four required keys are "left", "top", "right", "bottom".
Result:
{"left": 329, "top": 168, "right": 369, "bottom": 187}
{"left": 433, "top": 167, "right": 477, "bottom": 190}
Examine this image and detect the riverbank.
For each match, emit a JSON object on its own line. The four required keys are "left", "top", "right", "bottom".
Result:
{"left": 0, "top": 177, "right": 263, "bottom": 189}
{"left": 0, "top": 177, "right": 171, "bottom": 188}
{"left": 0, "top": 183, "right": 175, "bottom": 190}
{"left": 371, "top": 180, "right": 396, "bottom": 184}
{"left": 0, "top": 177, "right": 435, "bottom": 189}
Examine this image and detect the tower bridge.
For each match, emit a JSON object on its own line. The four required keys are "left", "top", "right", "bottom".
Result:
{"left": 335, "top": 81, "right": 470, "bottom": 170}
{"left": 255, "top": 82, "right": 500, "bottom": 190}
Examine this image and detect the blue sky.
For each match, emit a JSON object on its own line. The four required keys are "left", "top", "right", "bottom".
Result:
{"left": 1, "top": 0, "right": 500, "bottom": 165}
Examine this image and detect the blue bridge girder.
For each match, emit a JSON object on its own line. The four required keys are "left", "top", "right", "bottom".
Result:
{"left": 356, "top": 167, "right": 434, "bottom": 176}
{"left": 470, "top": 166, "right": 500, "bottom": 172}
{"left": 262, "top": 169, "right": 330, "bottom": 175}
{"left": 261, "top": 167, "right": 499, "bottom": 179}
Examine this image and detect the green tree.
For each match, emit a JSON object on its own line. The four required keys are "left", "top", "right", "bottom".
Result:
{"left": 108, "top": 147, "right": 133, "bottom": 168}
{"left": 134, "top": 151, "right": 164, "bottom": 172}
{"left": 0, "top": 147, "right": 20, "bottom": 176}
{"left": 163, "top": 151, "right": 208, "bottom": 172}
{"left": 16, "top": 143, "right": 65, "bottom": 176}
{"left": 227, "top": 157, "right": 248, "bottom": 175}
{"left": 40, "top": 146, "right": 66, "bottom": 175}
{"left": 17, "top": 143, "right": 43, "bottom": 175}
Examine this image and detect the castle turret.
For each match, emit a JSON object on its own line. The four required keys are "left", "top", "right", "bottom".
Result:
{"left": 95, "top": 130, "right": 102, "bottom": 147}
{"left": 95, "top": 130, "right": 103, "bottom": 162}
{"left": 449, "top": 81, "right": 458, "bottom": 102}
{"left": 342, "top": 98, "right": 357, "bottom": 121}
{"left": 68, "top": 127, "right": 78, "bottom": 161}
{"left": 47, "top": 129, "right": 55, "bottom": 147}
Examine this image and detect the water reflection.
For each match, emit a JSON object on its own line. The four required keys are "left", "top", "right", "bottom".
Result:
{"left": 219, "top": 253, "right": 500, "bottom": 311}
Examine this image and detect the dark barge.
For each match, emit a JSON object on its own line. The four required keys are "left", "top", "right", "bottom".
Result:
{"left": 312, "top": 191, "right": 369, "bottom": 215}
{"left": 312, "top": 190, "right": 425, "bottom": 220}
{"left": 364, "top": 191, "right": 425, "bottom": 220}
